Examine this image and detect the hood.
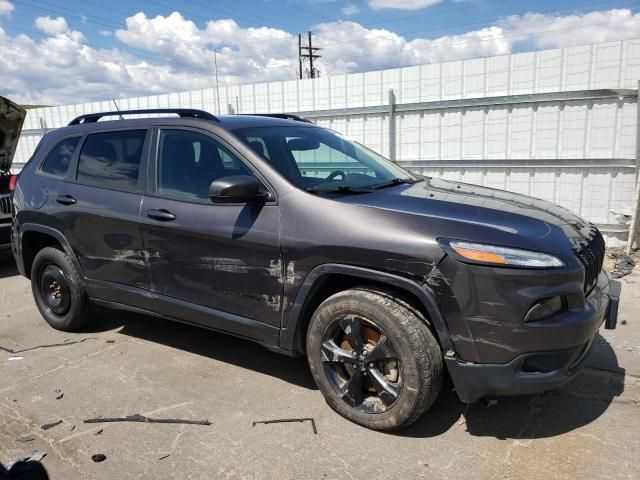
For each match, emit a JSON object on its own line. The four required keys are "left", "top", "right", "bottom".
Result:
{"left": 340, "top": 177, "right": 594, "bottom": 249}
{"left": 0, "top": 96, "right": 27, "bottom": 171}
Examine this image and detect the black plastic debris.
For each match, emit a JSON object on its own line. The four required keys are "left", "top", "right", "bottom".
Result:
{"left": 158, "top": 455, "right": 170, "bottom": 461}
{"left": 40, "top": 420, "right": 62, "bottom": 431}
{"left": 621, "top": 319, "right": 628, "bottom": 325}
{"left": 84, "top": 414, "right": 211, "bottom": 426}
{"left": 94, "top": 429, "right": 103, "bottom": 435}
{"left": 609, "top": 252, "right": 636, "bottom": 278}
{"left": 54, "top": 390, "right": 63, "bottom": 400}
{"left": 91, "top": 454, "right": 106, "bottom": 463}
{"left": 4, "top": 451, "right": 47, "bottom": 470}
{"left": 252, "top": 417, "right": 317, "bottom": 434}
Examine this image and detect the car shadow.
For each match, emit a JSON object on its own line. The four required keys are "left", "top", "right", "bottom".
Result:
{"left": 81, "top": 308, "right": 623, "bottom": 438}
{"left": 81, "top": 308, "right": 318, "bottom": 391}
{"left": 400, "top": 334, "right": 624, "bottom": 439}
{"left": 0, "top": 254, "right": 19, "bottom": 279}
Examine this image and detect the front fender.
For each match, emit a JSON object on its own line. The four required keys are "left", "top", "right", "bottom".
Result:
{"left": 279, "top": 263, "right": 454, "bottom": 354}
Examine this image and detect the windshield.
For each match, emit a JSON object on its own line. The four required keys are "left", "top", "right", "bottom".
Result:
{"left": 233, "top": 125, "right": 416, "bottom": 192}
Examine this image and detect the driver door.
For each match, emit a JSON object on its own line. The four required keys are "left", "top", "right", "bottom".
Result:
{"left": 139, "top": 128, "right": 283, "bottom": 328}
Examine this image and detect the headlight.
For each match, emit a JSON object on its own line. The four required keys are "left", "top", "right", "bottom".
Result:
{"left": 440, "top": 240, "right": 564, "bottom": 268}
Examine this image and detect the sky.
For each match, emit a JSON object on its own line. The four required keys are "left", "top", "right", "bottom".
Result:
{"left": 0, "top": 0, "right": 639, "bottom": 105}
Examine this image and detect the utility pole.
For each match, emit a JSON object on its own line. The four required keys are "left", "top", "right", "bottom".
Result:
{"left": 298, "top": 31, "right": 321, "bottom": 79}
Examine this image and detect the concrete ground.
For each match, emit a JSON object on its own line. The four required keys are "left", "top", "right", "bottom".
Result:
{"left": 0, "top": 252, "right": 639, "bottom": 480}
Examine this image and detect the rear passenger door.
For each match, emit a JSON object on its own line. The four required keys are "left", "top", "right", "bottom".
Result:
{"left": 140, "top": 127, "right": 283, "bottom": 328}
{"left": 55, "top": 128, "right": 150, "bottom": 289}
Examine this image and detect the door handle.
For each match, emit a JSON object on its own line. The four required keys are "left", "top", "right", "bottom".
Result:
{"left": 56, "top": 195, "right": 77, "bottom": 205}
{"left": 147, "top": 209, "right": 176, "bottom": 221}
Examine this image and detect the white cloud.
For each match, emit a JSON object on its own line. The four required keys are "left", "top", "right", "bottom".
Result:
{"left": 314, "top": 22, "right": 509, "bottom": 75}
{"left": 0, "top": 0, "right": 13, "bottom": 17}
{"left": 368, "top": 0, "right": 441, "bottom": 10}
{"left": 342, "top": 3, "right": 360, "bottom": 15}
{"left": 99, "top": 30, "right": 112, "bottom": 37}
{"left": 500, "top": 8, "right": 640, "bottom": 49}
{"left": 34, "top": 16, "right": 70, "bottom": 36}
{"left": 115, "top": 12, "right": 296, "bottom": 78}
{"left": 1, "top": 8, "right": 639, "bottom": 105}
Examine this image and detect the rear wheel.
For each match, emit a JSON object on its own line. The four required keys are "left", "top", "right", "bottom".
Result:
{"left": 306, "top": 288, "right": 443, "bottom": 430}
{"left": 31, "top": 247, "right": 89, "bottom": 331}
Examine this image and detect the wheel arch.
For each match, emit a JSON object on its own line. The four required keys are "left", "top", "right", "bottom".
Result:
{"left": 279, "top": 263, "right": 454, "bottom": 355}
{"left": 19, "top": 224, "right": 82, "bottom": 279}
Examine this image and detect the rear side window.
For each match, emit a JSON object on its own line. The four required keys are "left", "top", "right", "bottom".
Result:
{"left": 41, "top": 136, "right": 81, "bottom": 177}
{"left": 77, "top": 130, "right": 146, "bottom": 191}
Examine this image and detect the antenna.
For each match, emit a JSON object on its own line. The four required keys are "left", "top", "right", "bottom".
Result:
{"left": 112, "top": 99, "right": 124, "bottom": 120}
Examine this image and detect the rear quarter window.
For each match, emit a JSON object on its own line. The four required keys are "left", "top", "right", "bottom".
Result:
{"left": 76, "top": 130, "right": 147, "bottom": 191}
{"left": 40, "top": 136, "right": 81, "bottom": 177}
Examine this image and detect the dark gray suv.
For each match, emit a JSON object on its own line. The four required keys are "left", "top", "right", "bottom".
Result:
{"left": 11, "top": 108, "right": 620, "bottom": 430}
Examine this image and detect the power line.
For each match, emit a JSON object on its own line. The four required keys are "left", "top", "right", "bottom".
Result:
{"left": 1, "top": 0, "right": 638, "bottom": 103}
{"left": 15, "top": 0, "right": 635, "bottom": 67}
{"left": 1, "top": 20, "right": 637, "bottom": 90}
{"left": 18, "top": 0, "right": 632, "bottom": 67}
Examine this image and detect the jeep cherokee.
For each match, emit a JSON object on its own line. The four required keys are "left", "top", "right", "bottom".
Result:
{"left": 10, "top": 108, "right": 620, "bottom": 431}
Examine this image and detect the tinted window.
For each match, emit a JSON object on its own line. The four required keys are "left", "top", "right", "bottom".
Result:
{"left": 234, "top": 126, "right": 413, "bottom": 191}
{"left": 41, "top": 136, "right": 81, "bottom": 177}
{"left": 157, "top": 129, "right": 253, "bottom": 201}
{"left": 77, "top": 130, "right": 146, "bottom": 190}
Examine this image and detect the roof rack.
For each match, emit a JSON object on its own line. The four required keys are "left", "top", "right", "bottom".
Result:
{"left": 68, "top": 108, "right": 219, "bottom": 126}
{"left": 245, "top": 113, "right": 314, "bottom": 124}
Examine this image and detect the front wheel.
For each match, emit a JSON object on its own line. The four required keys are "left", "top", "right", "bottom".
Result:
{"left": 306, "top": 288, "right": 443, "bottom": 431}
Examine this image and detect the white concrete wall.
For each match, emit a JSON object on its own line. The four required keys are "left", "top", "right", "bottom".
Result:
{"left": 14, "top": 39, "right": 640, "bottom": 239}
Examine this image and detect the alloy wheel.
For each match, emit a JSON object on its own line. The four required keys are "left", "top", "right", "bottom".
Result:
{"left": 321, "top": 314, "right": 403, "bottom": 413}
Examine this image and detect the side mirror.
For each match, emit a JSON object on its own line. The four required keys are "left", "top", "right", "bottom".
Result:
{"left": 209, "top": 175, "right": 270, "bottom": 204}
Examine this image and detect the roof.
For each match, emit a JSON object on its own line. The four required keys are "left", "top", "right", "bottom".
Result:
{"left": 64, "top": 109, "right": 316, "bottom": 132}
{"left": 217, "top": 115, "right": 316, "bottom": 129}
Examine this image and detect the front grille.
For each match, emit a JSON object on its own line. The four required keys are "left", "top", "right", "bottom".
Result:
{"left": 575, "top": 227, "right": 605, "bottom": 293}
{"left": 0, "top": 194, "right": 11, "bottom": 216}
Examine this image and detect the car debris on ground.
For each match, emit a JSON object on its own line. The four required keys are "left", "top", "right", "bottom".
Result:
{"left": 3, "top": 451, "right": 46, "bottom": 470}
{"left": 252, "top": 418, "right": 318, "bottom": 434}
{"left": 14, "top": 434, "right": 35, "bottom": 443}
{"left": 40, "top": 420, "right": 62, "bottom": 431}
{"left": 83, "top": 414, "right": 212, "bottom": 426}
{"left": 609, "top": 252, "right": 636, "bottom": 278}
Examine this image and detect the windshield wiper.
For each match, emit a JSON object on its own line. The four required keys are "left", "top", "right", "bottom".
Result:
{"left": 371, "top": 178, "right": 420, "bottom": 190}
{"left": 305, "top": 185, "right": 372, "bottom": 195}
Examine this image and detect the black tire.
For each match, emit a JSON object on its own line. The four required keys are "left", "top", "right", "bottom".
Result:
{"left": 307, "top": 288, "right": 443, "bottom": 431}
{"left": 31, "top": 246, "right": 89, "bottom": 332}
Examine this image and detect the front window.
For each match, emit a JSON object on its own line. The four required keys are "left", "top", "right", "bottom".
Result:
{"left": 157, "top": 129, "right": 254, "bottom": 202}
{"left": 234, "top": 126, "right": 415, "bottom": 192}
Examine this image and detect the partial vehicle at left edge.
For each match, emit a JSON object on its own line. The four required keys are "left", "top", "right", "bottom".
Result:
{"left": 0, "top": 96, "right": 26, "bottom": 252}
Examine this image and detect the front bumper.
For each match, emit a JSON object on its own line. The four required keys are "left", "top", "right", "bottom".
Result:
{"left": 446, "top": 272, "right": 620, "bottom": 403}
